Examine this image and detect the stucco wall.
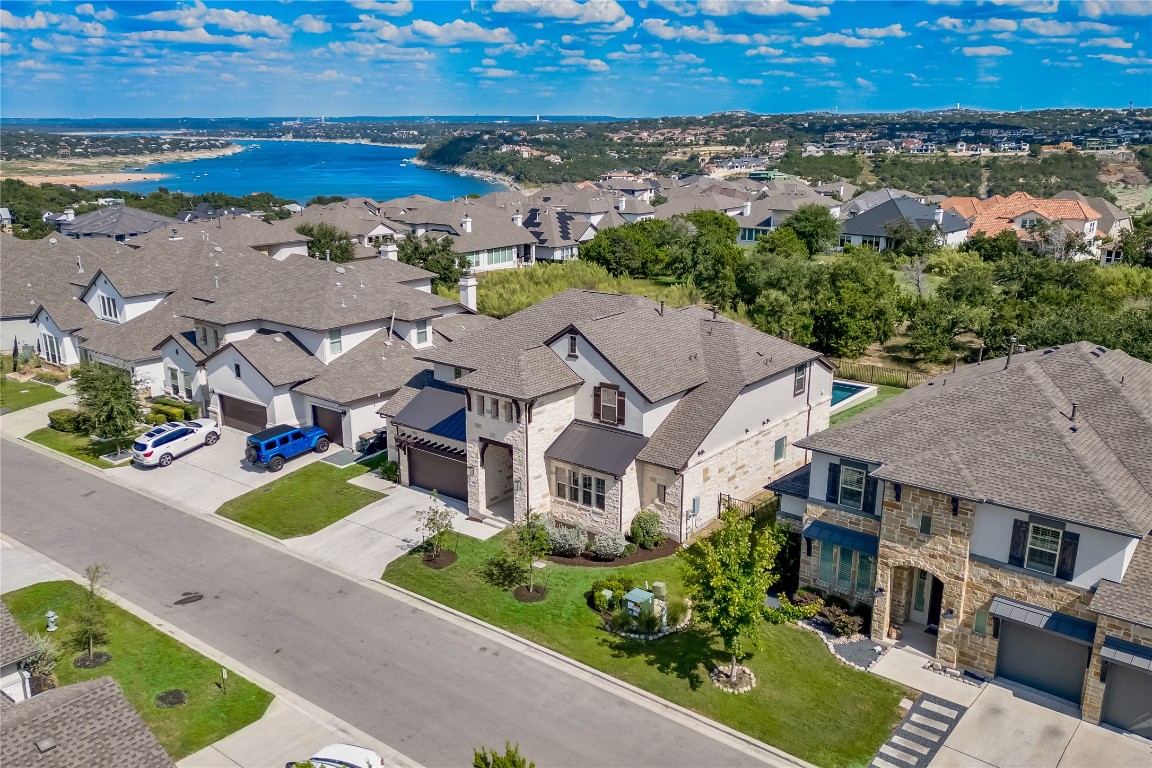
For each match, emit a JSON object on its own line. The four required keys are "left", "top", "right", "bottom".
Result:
{"left": 2, "top": 316, "right": 38, "bottom": 348}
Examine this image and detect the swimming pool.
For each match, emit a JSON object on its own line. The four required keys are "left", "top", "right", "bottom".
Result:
{"left": 832, "top": 381, "right": 869, "bottom": 406}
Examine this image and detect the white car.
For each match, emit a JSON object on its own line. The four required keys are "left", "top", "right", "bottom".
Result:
{"left": 287, "top": 744, "right": 385, "bottom": 768}
{"left": 132, "top": 419, "right": 221, "bottom": 467}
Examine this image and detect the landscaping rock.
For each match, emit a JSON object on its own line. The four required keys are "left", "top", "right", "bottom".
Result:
{"left": 710, "top": 665, "right": 756, "bottom": 694}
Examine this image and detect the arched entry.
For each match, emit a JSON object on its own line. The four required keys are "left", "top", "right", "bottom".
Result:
{"left": 877, "top": 563, "right": 950, "bottom": 659}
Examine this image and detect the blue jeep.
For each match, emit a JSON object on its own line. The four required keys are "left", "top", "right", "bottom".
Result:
{"left": 244, "top": 424, "right": 330, "bottom": 472}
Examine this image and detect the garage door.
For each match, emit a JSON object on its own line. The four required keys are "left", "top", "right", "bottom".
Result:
{"left": 1102, "top": 663, "right": 1152, "bottom": 738}
{"left": 408, "top": 446, "right": 467, "bottom": 501}
{"left": 996, "top": 620, "right": 1090, "bottom": 703}
{"left": 312, "top": 405, "right": 346, "bottom": 447}
{"left": 218, "top": 395, "right": 267, "bottom": 434}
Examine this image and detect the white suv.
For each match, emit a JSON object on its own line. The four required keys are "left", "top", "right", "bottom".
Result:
{"left": 287, "top": 744, "right": 385, "bottom": 768}
{"left": 132, "top": 419, "right": 221, "bottom": 467}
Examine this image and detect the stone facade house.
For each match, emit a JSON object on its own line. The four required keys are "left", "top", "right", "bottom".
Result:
{"left": 383, "top": 290, "right": 833, "bottom": 541}
{"left": 769, "top": 342, "right": 1152, "bottom": 737}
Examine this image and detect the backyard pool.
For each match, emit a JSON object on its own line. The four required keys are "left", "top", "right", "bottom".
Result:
{"left": 830, "top": 380, "right": 877, "bottom": 413}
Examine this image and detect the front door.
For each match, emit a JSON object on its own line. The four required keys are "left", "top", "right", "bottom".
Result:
{"left": 928, "top": 575, "right": 944, "bottom": 628}
{"left": 909, "top": 570, "right": 944, "bottom": 626}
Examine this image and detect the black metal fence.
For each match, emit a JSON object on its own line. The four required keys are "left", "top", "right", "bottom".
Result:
{"left": 719, "top": 493, "right": 777, "bottom": 523}
{"left": 833, "top": 360, "right": 931, "bottom": 389}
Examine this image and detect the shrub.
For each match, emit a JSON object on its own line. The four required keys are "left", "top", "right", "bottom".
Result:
{"left": 144, "top": 413, "right": 168, "bottom": 426}
{"left": 636, "top": 611, "right": 660, "bottom": 635}
{"left": 544, "top": 517, "right": 586, "bottom": 557}
{"left": 824, "top": 593, "right": 852, "bottom": 610}
{"left": 378, "top": 460, "right": 399, "bottom": 482}
{"left": 608, "top": 606, "right": 634, "bottom": 632}
{"left": 590, "top": 531, "right": 627, "bottom": 561}
{"left": 821, "top": 604, "right": 863, "bottom": 637}
{"left": 790, "top": 590, "right": 824, "bottom": 609}
{"left": 481, "top": 553, "right": 527, "bottom": 590}
{"left": 48, "top": 408, "right": 84, "bottom": 433}
{"left": 665, "top": 597, "right": 688, "bottom": 627}
{"left": 21, "top": 632, "right": 60, "bottom": 677}
{"left": 152, "top": 397, "right": 198, "bottom": 419}
{"left": 766, "top": 593, "right": 823, "bottom": 625}
{"left": 590, "top": 575, "right": 634, "bottom": 612}
{"left": 33, "top": 369, "right": 68, "bottom": 384}
{"left": 630, "top": 509, "right": 665, "bottom": 550}
{"left": 150, "top": 403, "right": 185, "bottom": 422}
{"left": 623, "top": 542, "right": 637, "bottom": 557}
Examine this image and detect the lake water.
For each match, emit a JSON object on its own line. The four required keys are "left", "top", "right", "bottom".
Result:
{"left": 93, "top": 140, "right": 505, "bottom": 203}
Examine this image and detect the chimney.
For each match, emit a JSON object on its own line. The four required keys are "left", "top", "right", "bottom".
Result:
{"left": 741, "top": 200, "right": 751, "bottom": 217}
{"left": 379, "top": 242, "right": 398, "bottom": 260}
{"left": 934, "top": 207, "right": 944, "bottom": 225}
{"left": 460, "top": 215, "right": 472, "bottom": 234}
{"left": 1004, "top": 335, "right": 1017, "bottom": 369}
{"left": 617, "top": 195, "right": 627, "bottom": 212}
{"left": 711, "top": 306, "right": 718, "bottom": 320}
{"left": 1070, "top": 402, "right": 1079, "bottom": 425}
{"left": 458, "top": 271, "right": 478, "bottom": 312}
{"left": 512, "top": 211, "right": 523, "bottom": 227}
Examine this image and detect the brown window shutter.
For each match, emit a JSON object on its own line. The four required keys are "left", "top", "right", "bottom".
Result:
{"left": 465, "top": 391, "right": 472, "bottom": 412}
{"left": 1008, "top": 519, "right": 1029, "bottom": 568}
{"left": 1055, "top": 531, "right": 1079, "bottom": 580}
{"left": 513, "top": 400, "right": 521, "bottom": 421}
{"left": 616, "top": 389, "right": 626, "bottom": 425}
{"left": 593, "top": 385, "right": 602, "bottom": 420}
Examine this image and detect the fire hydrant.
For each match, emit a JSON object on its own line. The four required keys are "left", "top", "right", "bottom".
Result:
{"left": 45, "top": 610, "right": 58, "bottom": 632}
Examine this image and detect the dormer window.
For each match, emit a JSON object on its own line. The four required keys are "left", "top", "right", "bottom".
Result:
{"left": 99, "top": 294, "right": 119, "bottom": 322}
{"left": 568, "top": 335, "right": 578, "bottom": 358}
{"left": 415, "top": 319, "right": 428, "bottom": 345}
{"left": 595, "top": 383, "right": 623, "bottom": 426}
{"left": 328, "top": 329, "right": 342, "bottom": 355}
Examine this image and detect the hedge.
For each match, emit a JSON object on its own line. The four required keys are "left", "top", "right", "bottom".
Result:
{"left": 47, "top": 408, "right": 84, "bottom": 433}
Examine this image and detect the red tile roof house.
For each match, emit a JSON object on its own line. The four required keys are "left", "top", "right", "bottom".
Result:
{"left": 768, "top": 342, "right": 1152, "bottom": 738}
{"left": 382, "top": 289, "right": 834, "bottom": 542}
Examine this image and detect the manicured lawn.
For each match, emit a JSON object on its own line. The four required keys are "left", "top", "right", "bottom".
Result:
{"left": 830, "top": 385, "right": 904, "bottom": 427}
{"left": 25, "top": 426, "right": 130, "bottom": 467}
{"left": 0, "top": 377, "right": 64, "bottom": 412}
{"left": 3, "top": 581, "right": 272, "bottom": 760}
{"left": 216, "top": 460, "right": 384, "bottom": 538}
{"left": 383, "top": 533, "right": 905, "bottom": 768}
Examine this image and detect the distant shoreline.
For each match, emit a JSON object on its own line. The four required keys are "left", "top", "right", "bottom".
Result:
{"left": 224, "top": 136, "right": 424, "bottom": 150}
{"left": 0, "top": 143, "right": 243, "bottom": 186}
{"left": 408, "top": 157, "right": 526, "bottom": 193}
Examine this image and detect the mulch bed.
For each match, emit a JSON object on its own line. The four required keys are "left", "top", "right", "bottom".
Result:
{"left": 72, "top": 651, "right": 112, "bottom": 669}
{"left": 546, "top": 537, "right": 679, "bottom": 568}
{"left": 421, "top": 549, "right": 458, "bottom": 569}
{"left": 154, "top": 689, "right": 187, "bottom": 709}
{"left": 710, "top": 664, "right": 757, "bottom": 693}
{"left": 513, "top": 585, "right": 548, "bottom": 602}
{"left": 29, "top": 675, "right": 56, "bottom": 695}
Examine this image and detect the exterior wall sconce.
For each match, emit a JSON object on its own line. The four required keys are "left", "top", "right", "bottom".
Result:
{"left": 942, "top": 609, "right": 955, "bottom": 620}
{"left": 874, "top": 584, "right": 885, "bottom": 597}
{"left": 467, "top": 465, "right": 476, "bottom": 478}
{"left": 340, "top": 409, "right": 348, "bottom": 416}
{"left": 513, "top": 478, "right": 522, "bottom": 493}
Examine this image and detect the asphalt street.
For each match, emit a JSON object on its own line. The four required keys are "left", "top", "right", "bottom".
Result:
{"left": 0, "top": 442, "right": 764, "bottom": 768}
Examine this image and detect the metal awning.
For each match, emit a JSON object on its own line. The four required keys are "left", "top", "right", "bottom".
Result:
{"left": 393, "top": 387, "right": 466, "bottom": 441}
{"left": 544, "top": 420, "right": 648, "bottom": 477}
{"left": 801, "top": 520, "right": 879, "bottom": 556}
{"left": 1101, "top": 636, "right": 1152, "bottom": 672}
{"left": 765, "top": 465, "right": 811, "bottom": 499}
{"left": 988, "top": 596, "right": 1097, "bottom": 645}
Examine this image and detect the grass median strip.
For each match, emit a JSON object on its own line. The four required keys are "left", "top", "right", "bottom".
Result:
{"left": 3, "top": 581, "right": 273, "bottom": 760}
{"left": 383, "top": 532, "right": 905, "bottom": 768}
{"left": 0, "top": 377, "right": 65, "bottom": 412}
{"left": 25, "top": 426, "right": 125, "bottom": 467}
{"left": 216, "top": 460, "right": 384, "bottom": 539}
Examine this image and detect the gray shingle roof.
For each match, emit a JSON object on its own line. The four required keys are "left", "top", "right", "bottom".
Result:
{"left": 1092, "top": 535, "right": 1152, "bottom": 628}
{"left": 797, "top": 342, "right": 1152, "bottom": 536}
{"left": 1, "top": 677, "right": 173, "bottom": 767}
{"left": 0, "top": 234, "right": 121, "bottom": 323}
{"left": 78, "top": 296, "right": 193, "bottom": 363}
{"left": 132, "top": 216, "right": 311, "bottom": 251}
{"left": 455, "top": 345, "right": 585, "bottom": 399}
{"left": 0, "top": 603, "right": 35, "bottom": 667}
{"left": 841, "top": 197, "right": 969, "bottom": 237}
{"left": 431, "top": 313, "right": 497, "bottom": 343}
{"left": 60, "top": 206, "right": 178, "bottom": 238}
{"left": 392, "top": 199, "right": 537, "bottom": 255}
{"left": 292, "top": 330, "right": 431, "bottom": 405}
{"left": 209, "top": 330, "right": 325, "bottom": 387}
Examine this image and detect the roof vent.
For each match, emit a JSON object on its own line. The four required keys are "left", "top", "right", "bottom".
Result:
{"left": 36, "top": 738, "right": 57, "bottom": 754}
{"left": 213, "top": 246, "right": 223, "bottom": 253}
{"left": 335, "top": 282, "right": 342, "bottom": 287}
{"left": 48, "top": 237, "right": 57, "bottom": 244}
{"left": 335, "top": 266, "right": 346, "bottom": 274}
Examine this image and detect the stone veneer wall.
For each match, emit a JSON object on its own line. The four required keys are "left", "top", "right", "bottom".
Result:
{"left": 549, "top": 480, "right": 623, "bottom": 534}
{"left": 1082, "top": 617, "right": 1152, "bottom": 723}
{"left": 638, "top": 462, "right": 684, "bottom": 541}
{"left": 798, "top": 503, "right": 882, "bottom": 603}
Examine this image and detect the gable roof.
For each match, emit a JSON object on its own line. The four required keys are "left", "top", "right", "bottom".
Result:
{"left": 1092, "top": 535, "right": 1152, "bottom": 629}
{"left": 60, "top": 206, "right": 178, "bottom": 239}
{"left": 841, "top": 197, "right": 969, "bottom": 237}
{"left": 796, "top": 342, "right": 1152, "bottom": 536}
{"left": 206, "top": 329, "right": 325, "bottom": 387}
{"left": 840, "top": 188, "right": 923, "bottom": 217}
{"left": 1, "top": 677, "right": 173, "bottom": 767}
{"left": 132, "top": 216, "right": 310, "bottom": 251}
{"left": 391, "top": 199, "right": 537, "bottom": 254}
{"left": 292, "top": 329, "right": 431, "bottom": 405}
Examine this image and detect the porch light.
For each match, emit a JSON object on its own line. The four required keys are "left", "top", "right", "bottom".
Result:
{"left": 874, "top": 584, "right": 885, "bottom": 596}
{"left": 514, "top": 478, "right": 522, "bottom": 494}
{"left": 467, "top": 465, "right": 475, "bottom": 478}
{"left": 942, "top": 609, "right": 955, "bottom": 620}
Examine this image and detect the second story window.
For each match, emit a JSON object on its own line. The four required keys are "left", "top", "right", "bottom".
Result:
{"left": 99, "top": 294, "right": 119, "bottom": 321}
{"left": 233, "top": 363, "right": 241, "bottom": 379}
{"left": 475, "top": 395, "right": 485, "bottom": 415}
{"left": 328, "top": 329, "right": 342, "bottom": 355}
{"left": 838, "top": 463, "right": 866, "bottom": 510}
{"left": 504, "top": 400, "right": 513, "bottom": 422}
{"left": 1026, "top": 523, "right": 1062, "bottom": 575}
{"left": 595, "top": 383, "right": 623, "bottom": 426}
{"left": 415, "top": 320, "right": 429, "bottom": 345}
{"left": 489, "top": 397, "right": 499, "bottom": 419}
{"left": 793, "top": 363, "right": 806, "bottom": 396}
{"left": 567, "top": 335, "right": 578, "bottom": 358}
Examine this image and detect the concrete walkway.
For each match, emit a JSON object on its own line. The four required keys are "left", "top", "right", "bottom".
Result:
{"left": 0, "top": 390, "right": 77, "bottom": 439}
{"left": 0, "top": 537, "right": 420, "bottom": 768}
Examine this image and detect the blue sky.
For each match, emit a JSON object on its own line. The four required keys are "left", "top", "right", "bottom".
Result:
{"left": 1, "top": 0, "right": 1149, "bottom": 118}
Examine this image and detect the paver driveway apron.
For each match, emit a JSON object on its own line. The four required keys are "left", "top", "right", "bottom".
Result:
{"left": 105, "top": 427, "right": 324, "bottom": 514}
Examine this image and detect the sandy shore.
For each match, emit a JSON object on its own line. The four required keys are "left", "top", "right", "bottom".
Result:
{"left": 4, "top": 171, "right": 171, "bottom": 187}
{"left": 0, "top": 143, "right": 244, "bottom": 185}
{"left": 408, "top": 157, "right": 527, "bottom": 192}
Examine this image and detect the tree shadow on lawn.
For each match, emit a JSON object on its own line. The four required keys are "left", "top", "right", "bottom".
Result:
{"left": 603, "top": 625, "right": 725, "bottom": 691}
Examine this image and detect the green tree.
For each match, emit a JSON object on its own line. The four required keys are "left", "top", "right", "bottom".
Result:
{"left": 398, "top": 233, "right": 471, "bottom": 290}
{"left": 418, "top": 491, "right": 455, "bottom": 559}
{"left": 965, "top": 230, "right": 1025, "bottom": 263}
{"left": 507, "top": 513, "right": 551, "bottom": 593}
{"left": 72, "top": 563, "right": 110, "bottom": 661}
{"left": 811, "top": 252, "right": 901, "bottom": 357}
{"left": 305, "top": 195, "right": 347, "bottom": 207}
{"left": 294, "top": 221, "right": 356, "bottom": 263}
{"left": 678, "top": 506, "right": 781, "bottom": 683}
{"left": 738, "top": 229, "right": 822, "bottom": 344}
{"left": 72, "top": 363, "right": 143, "bottom": 455}
{"left": 579, "top": 225, "right": 661, "bottom": 277}
{"left": 473, "top": 743, "right": 534, "bottom": 768}
{"left": 780, "top": 204, "right": 840, "bottom": 256}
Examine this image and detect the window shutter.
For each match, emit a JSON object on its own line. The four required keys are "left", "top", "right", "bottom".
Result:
{"left": 465, "top": 391, "right": 472, "bottom": 412}
{"left": 1008, "top": 519, "right": 1029, "bottom": 568}
{"left": 863, "top": 476, "right": 878, "bottom": 514}
{"left": 1055, "top": 531, "right": 1079, "bottom": 581}
{"left": 513, "top": 400, "right": 521, "bottom": 422}
{"left": 825, "top": 463, "right": 841, "bottom": 504}
{"left": 593, "top": 385, "right": 602, "bottom": 421}
{"left": 616, "top": 389, "right": 626, "bottom": 426}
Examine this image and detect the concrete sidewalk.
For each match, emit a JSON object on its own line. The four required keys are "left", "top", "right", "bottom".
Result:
{"left": 0, "top": 390, "right": 77, "bottom": 439}
{"left": 0, "top": 536, "right": 421, "bottom": 768}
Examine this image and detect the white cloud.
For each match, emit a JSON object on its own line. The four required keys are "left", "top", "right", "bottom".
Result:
{"left": 486, "top": 40, "right": 547, "bottom": 56}
{"left": 962, "top": 45, "right": 1012, "bottom": 56}
{"left": 469, "top": 66, "right": 519, "bottom": 78}
{"left": 801, "top": 32, "right": 878, "bottom": 48}
{"left": 624, "top": 43, "right": 643, "bottom": 52}
{"left": 1041, "top": 58, "right": 1082, "bottom": 67}
{"left": 411, "top": 19, "right": 515, "bottom": 43}
{"left": 492, "top": 0, "right": 633, "bottom": 31}
{"left": 770, "top": 55, "right": 834, "bottom": 64}
{"left": 293, "top": 14, "right": 331, "bottom": 34}
{"left": 760, "top": 69, "right": 797, "bottom": 76}
{"left": 673, "top": 52, "right": 705, "bottom": 63}
{"left": 560, "top": 55, "right": 610, "bottom": 72}
{"left": 697, "top": 0, "right": 832, "bottom": 20}
{"left": 737, "top": 77, "right": 763, "bottom": 85}
{"left": 977, "top": 74, "right": 1001, "bottom": 82}
{"left": 641, "top": 18, "right": 774, "bottom": 44}
{"left": 1080, "top": 36, "right": 1133, "bottom": 48}
{"left": 746, "top": 45, "right": 784, "bottom": 56}
{"left": 1123, "top": 67, "right": 1151, "bottom": 74}
{"left": 653, "top": 0, "right": 697, "bottom": 17}
{"left": 936, "top": 17, "right": 1018, "bottom": 33}
{"left": 856, "top": 24, "right": 908, "bottom": 38}
{"left": 316, "top": 69, "right": 362, "bottom": 84}
{"left": 1078, "top": 1, "right": 1152, "bottom": 18}
{"left": 1021, "top": 18, "right": 1118, "bottom": 35}
{"left": 855, "top": 76, "right": 875, "bottom": 88}
{"left": 1089, "top": 53, "right": 1152, "bottom": 64}
{"left": 138, "top": 28, "right": 268, "bottom": 48}
{"left": 559, "top": 47, "right": 586, "bottom": 56}
{"left": 348, "top": 0, "right": 414, "bottom": 16}
{"left": 75, "top": 4, "right": 115, "bottom": 21}
{"left": 327, "top": 40, "right": 435, "bottom": 61}
{"left": 137, "top": 1, "right": 289, "bottom": 37}
{"left": 0, "top": 9, "right": 104, "bottom": 33}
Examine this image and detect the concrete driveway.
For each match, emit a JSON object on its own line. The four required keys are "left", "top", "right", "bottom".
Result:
{"left": 284, "top": 483, "right": 500, "bottom": 579}
{"left": 929, "top": 681, "right": 1151, "bottom": 768}
{"left": 105, "top": 427, "right": 324, "bottom": 514}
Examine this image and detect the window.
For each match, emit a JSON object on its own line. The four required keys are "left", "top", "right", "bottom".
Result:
{"left": 98, "top": 294, "right": 119, "bottom": 321}
{"left": 503, "top": 400, "right": 513, "bottom": 422}
{"left": 856, "top": 554, "right": 873, "bottom": 594}
{"left": 913, "top": 571, "right": 927, "bottom": 612}
{"left": 793, "top": 363, "right": 806, "bottom": 396}
{"left": 773, "top": 437, "right": 787, "bottom": 463}
{"left": 556, "top": 467, "right": 568, "bottom": 499}
{"left": 487, "top": 246, "right": 515, "bottom": 266}
{"left": 233, "top": 363, "right": 241, "bottom": 378}
{"left": 415, "top": 320, "right": 428, "bottom": 345}
{"left": 581, "top": 474, "right": 593, "bottom": 506}
{"left": 198, "top": 326, "right": 207, "bottom": 346}
{"left": 656, "top": 483, "right": 667, "bottom": 504}
{"left": 837, "top": 547, "right": 853, "bottom": 591}
{"left": 168, "top": 367, "right": 180, "bottom": 395}
{"left": 860, "top": 235, "right": 883, "bottom": 249}
{"left": 476, "top": 395, "right": 485, "bottom": 415}
{"left": 568, "top": 470, "right": 580, "bottom": 503}
{"left": 182, "top": 371, "right": 193, "bottom": 399}
{"left": 210, "top": 328, "right": 219, "bottom": 349}
{"left": 278, "top": 436, "right": 291, "bottom": 447}
{"left": 1025, "top": 523, "right": 1062, "bottom": 575}
{"left": 453, "top": 367, "right": 462, "bottom": 380}
{"left": 488, "top": 397, "right": 499, "bottom": 418}
{"left": 818, "top": 543, "right": 835, "bottom": 583}
{"left": 595, "top": 477, "right": 606, "bottom": 510}
{"left": 41, "top": 334, "right": 60, "bottom": 365}
{"left": 919, "top": 513, "right": 932, "bottom": 536}
{"left": 567, "top": 335, "right": 578, "bottom": 357}
{"left": 973, "top": 608, "right": 989, "bottom": 636}
{"left": 839, "top": 463, "right": 867, "bottom": 510}
{"left": 599, "top": 384, "right": 618, "bottom": 424}
{"left": 328, "top": 329, "right": 342, "bottom": 355}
